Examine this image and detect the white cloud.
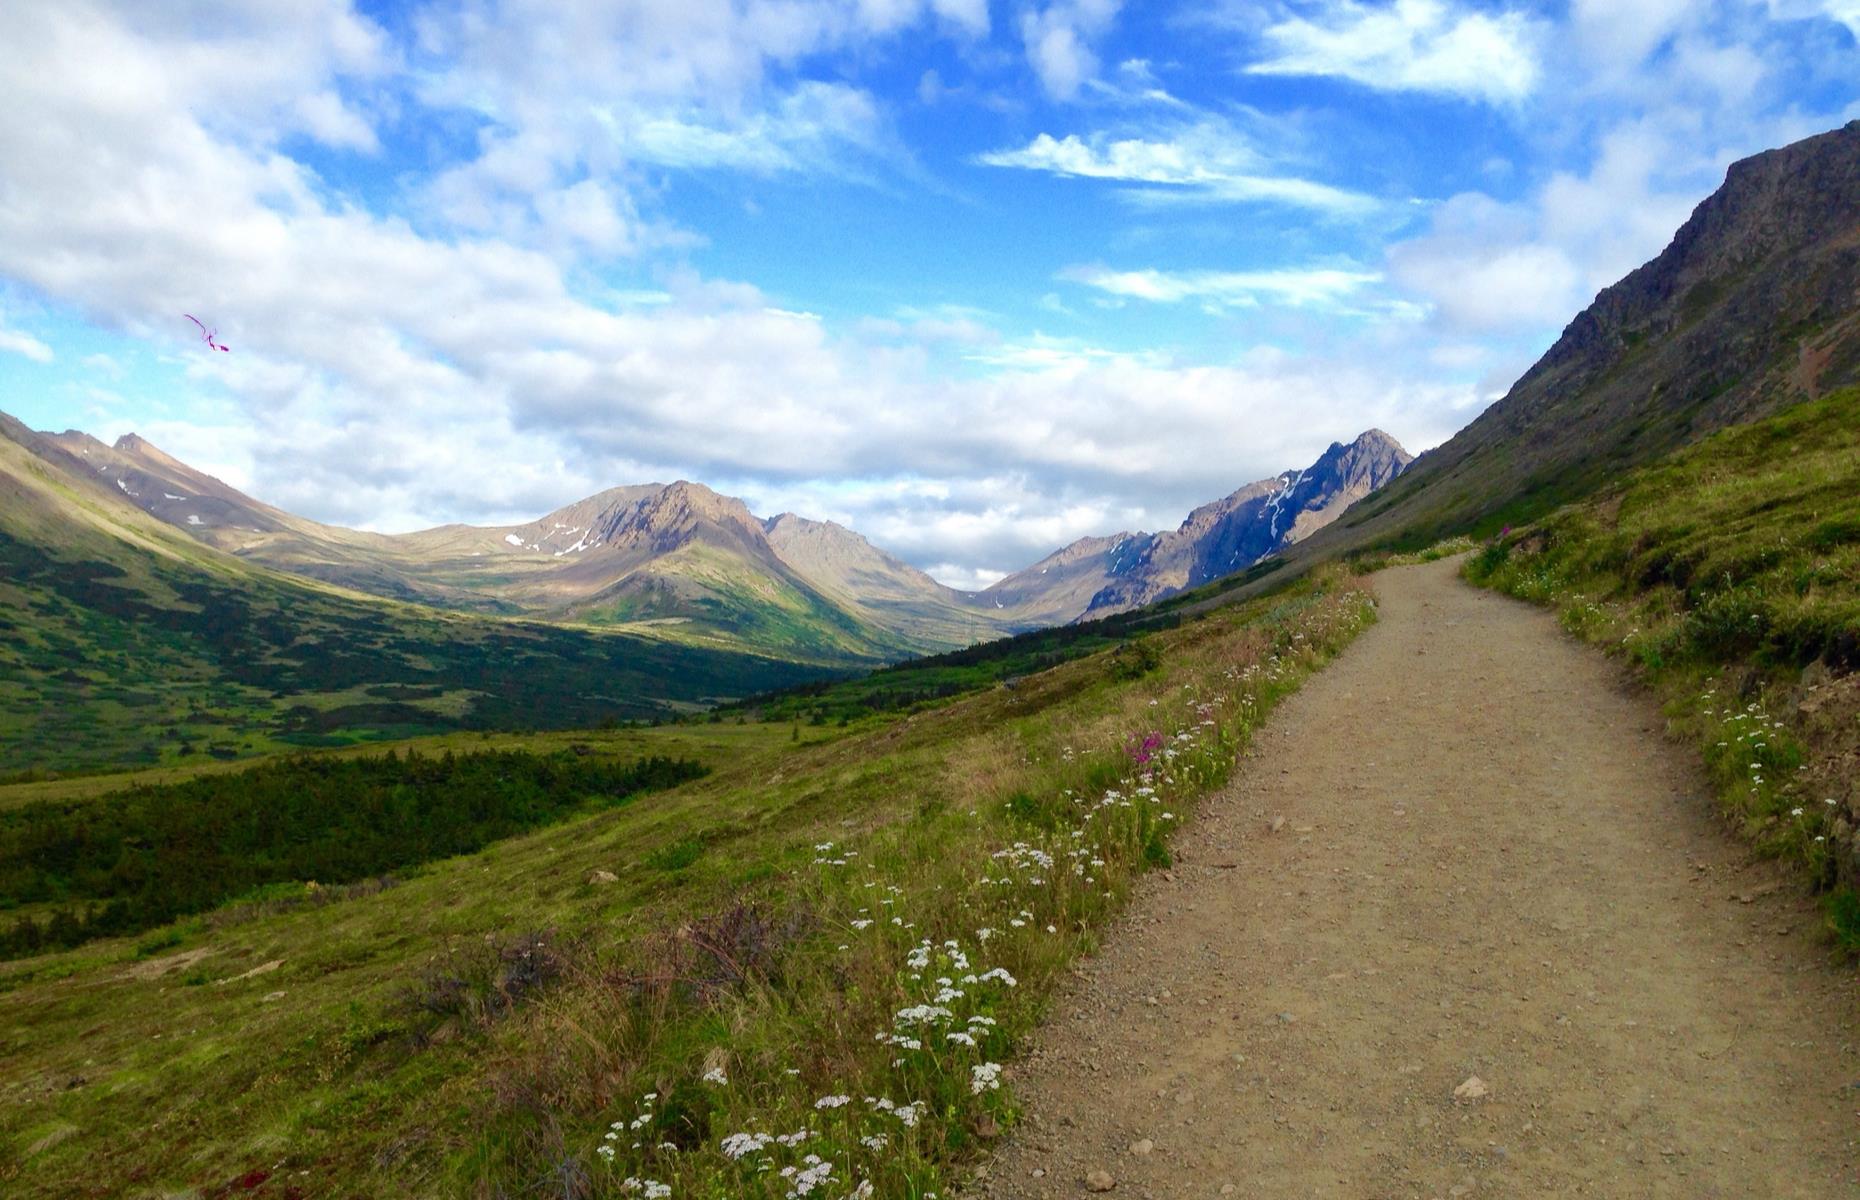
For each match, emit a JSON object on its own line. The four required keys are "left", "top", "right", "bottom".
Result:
{"left": 1061, "top": 264, "right": 1381, "bottom": 309}
{"left": 929, "top": 0, "right": 991, "bottom": 37}
{"left": 1388, "top": 196, "right": 1585, "bottom": 333}
{"left": 1767, "top": 0, "right": 1860, "bottom": 38}
{"left": 0, "top": 325, "right": 53, "bottom": 363}
{"left": 292, "top": 89, "right": 380, "bottom": 153}
{"left": 977, "top": 125, "right": 1375, "bottom": 213}
{"left": 1247, "top": 0, "right": 1544, "bottom": 104}
{"left": 1019, "top": 0, "right": 1124, "bottom": 100}
{"left": 0, "top": 4, "right": 1480, "bottom": 574}
{"left": 1568, "top": 0, "right": 1695, "bottom": 71}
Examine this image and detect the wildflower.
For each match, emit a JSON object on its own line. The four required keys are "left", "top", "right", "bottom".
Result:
{"left": 814, "top": 1094, "right": 851, "bottom": 1109}
{"left": 971, "top": 1061, "right": 1004, "bottom": 1093}
{"left": 717, "top": 1131, "right": 766, "bottom": 1159}
{"left": 702, "top": 1066, "right": 729, "bottom": 1086}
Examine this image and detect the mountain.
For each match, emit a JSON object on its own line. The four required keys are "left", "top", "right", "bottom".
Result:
{"left": 761, "top": 512, "right": 1009, "bottom": 652}
{"left": 33, "top": 428, "right": 1002, "bottom": 659}
{"left": 979, "top": 430, "right": 1413, "bottom": 618}
{"left": 971, "top": 533, "right": 1153, "bottom": 627}
{"left": 1320, "top": 119, "right": 1860, "bottom": 553}
{"left": 0, "top": 416, "right": 834, "bottom": 775}
{"left": 35, "top": 425, "right": 1412, "bottom": 651}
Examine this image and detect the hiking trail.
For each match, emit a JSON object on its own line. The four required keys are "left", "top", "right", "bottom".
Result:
{"left": 974, "top": 557, "right": 1860, "bottom": 1199}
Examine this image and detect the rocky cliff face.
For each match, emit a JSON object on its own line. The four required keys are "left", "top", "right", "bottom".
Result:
{"left": 966, "top": 431, "right": 1411, "bottom": 621}
{"left": 1323, "top": 119, "right": 1860, "bottom": 551}
{"left": 1078, "top": 430, "right": 1413, "bottom": 615}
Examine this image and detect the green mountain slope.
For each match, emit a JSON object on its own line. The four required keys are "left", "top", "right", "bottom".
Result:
{"left": 0, "top": 425, "right": 837, "bottom": 775}
{"left": 30, "top": 423, "right": 1017, "bottom": 658}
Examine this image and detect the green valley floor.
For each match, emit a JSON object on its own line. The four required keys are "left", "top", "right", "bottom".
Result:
{"left": 974, "top": 558, "right": 1860, "bottom": 1198}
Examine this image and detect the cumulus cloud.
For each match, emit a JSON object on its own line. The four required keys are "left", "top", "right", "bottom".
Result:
{"left": 1246, "top": 0, "right": 1544, "bottom": 104}
{"left": 0, "top": 2, "right": 1478, "bottom": 574}
{"left": 977, "top": 124, "right": 1375, "bottom": 213}
{"left": 1382, "top": 10, "right": 1838, "bottom": 340}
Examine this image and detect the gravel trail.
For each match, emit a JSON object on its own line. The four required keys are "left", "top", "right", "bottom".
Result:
{"left": 974, "top": 558, "right": 1860, "bottom": 1199}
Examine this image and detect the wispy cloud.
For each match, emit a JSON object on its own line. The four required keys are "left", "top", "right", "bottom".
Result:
{"left": 1061, "top": 264, "right": 1382, "bottom": 309}
{"left": 1246, "top": 0, "right": 1544, "bottom": 104}
{"left": 0, "top": 323, "right": 52, "bottom": 363}
{"left": 977, "top": 124, "right": 1374, "bottom": 213}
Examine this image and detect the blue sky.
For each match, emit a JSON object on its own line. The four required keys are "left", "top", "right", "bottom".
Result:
{"left": 0, "top": 1, "right": 1856, "bottom": 585}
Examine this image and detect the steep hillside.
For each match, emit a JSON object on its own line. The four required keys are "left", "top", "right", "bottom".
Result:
{"left": 0, "top": 422, "right": 834, "bottom": 775}
{"left": 1327, "top": 119, "right": 1860, "bottom": 551}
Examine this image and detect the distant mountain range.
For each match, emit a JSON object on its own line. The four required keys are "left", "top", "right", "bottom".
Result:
{"left": 6, "top": 419, "right": 1412, "bottom": 659}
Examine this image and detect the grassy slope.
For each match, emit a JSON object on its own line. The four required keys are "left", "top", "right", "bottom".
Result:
{"left": 0, "top": 567, "right": 1373, "bottom": 1197}
{"left": 0, "top": 437, "right": 839, "bottom": 777}
{"left": 1463, "top": 388, "right": 1860, "bottom": 933}
{"left": 572, "top": 540, "right": 902, "bottom": 664}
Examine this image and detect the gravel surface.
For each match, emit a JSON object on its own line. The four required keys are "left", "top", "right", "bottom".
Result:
{"left": 971, "top": 558, "right": 1860, "bottom": 1199}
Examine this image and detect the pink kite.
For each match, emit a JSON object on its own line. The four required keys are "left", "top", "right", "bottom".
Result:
{"left": 184, "top": 314, "right": 230, "bottom": 352}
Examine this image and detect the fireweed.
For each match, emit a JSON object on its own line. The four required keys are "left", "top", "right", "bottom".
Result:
{"left": 500, "top": 575, "right": 1374, "bottom": 1198}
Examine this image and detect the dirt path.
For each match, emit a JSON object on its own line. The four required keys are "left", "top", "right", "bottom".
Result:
{"left": 975, "top": 558, "right": 1860, "bottom": 1199}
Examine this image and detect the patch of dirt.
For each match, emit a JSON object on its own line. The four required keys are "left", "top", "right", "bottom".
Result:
{"left": 118, "top": 946, "right": 214, "bottom": 981}
{"left": 216, "top": 958, "right": 283, "bottom": 984}
{"left": 974, "top": 559, "right": 1860, "bottom": 1199}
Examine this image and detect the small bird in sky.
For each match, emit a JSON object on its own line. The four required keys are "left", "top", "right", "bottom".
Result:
{"left": 183, "top": 313, "right": 230, "bottom": 352}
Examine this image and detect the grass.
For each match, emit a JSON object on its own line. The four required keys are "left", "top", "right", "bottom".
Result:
{"left": 1462, "top": 388, "right": 1860, "bottom": 942}
{"left": 1348, "top": 535, "right": 1480, "bottom": 573}
{"left": 0, "top": 566, "right": 1374, "bottom": 1197}
{"left": 729, "top": 612, "right": 1148, "bottom": 727}
{"left": 0, "top": 488, "right": 841, "bottom": 777}
{"left": 0, "top": 748, "right": 709, "bottom": 956}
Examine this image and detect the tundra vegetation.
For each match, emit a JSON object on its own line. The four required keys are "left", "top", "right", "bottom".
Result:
{"left": 0, "top": 568, "right": 1372, "bottom": 1197}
